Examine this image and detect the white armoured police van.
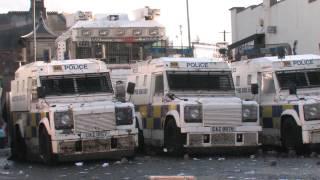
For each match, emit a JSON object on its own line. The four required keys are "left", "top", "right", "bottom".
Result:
{"left": 8, "top": 59, "right": 137, "bottom": 163}
{"left": 127, "top": 57, "right": 261, "bottom": 154}
{"left": 232, "top": 54, "right": 320, "bottom": 152}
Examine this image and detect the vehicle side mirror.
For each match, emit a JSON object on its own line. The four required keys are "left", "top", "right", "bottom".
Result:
{"left": 289, "top": 84, "right": 297, "bottom": 95}
{"left": 115, "top": 81, "right": 126, "bottom": 102}
{"left": 37, "top": 87, "right": 45, "bottom": 98}
{"left": 127, "top": 82, "right": 135, "bottom": 95}
{"left": 251, "top": 84, "right": 259, "bottom": 95}
{"left": 166, "top": 93, "right": 175, "bottom": 100}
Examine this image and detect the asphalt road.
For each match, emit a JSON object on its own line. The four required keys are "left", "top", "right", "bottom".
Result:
{"left": 0, "top": 150, "right": 320, "bottom": 180}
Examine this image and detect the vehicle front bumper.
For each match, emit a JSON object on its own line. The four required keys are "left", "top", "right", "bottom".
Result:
{"left": 302, "top": 123, "right": 320, "bottom": 144}
{"left": 182, "top": 126, "right": 261, "bottom": 148}
{"left": 52, "top": 134, "right": 137, "bottom": 161}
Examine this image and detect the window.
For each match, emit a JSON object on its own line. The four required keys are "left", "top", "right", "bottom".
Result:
{"left": 166, "top": 71, "right": 234, "bottom": 91}
{"left": 135, "top": 76, "right": 139, "bottom": 86}
{"left": 154, "top": 74, "right": 164, "bottom": 94}
{"left": 143, "top": 75, "right": 147, "bottom": 86}
{"left": 247, "top": 74, "right": 252, "bottom": 85}
{"left": 307, "top": 71, "right": 320, "bottom": 86}
{"left": 236, "top": 76, "right": 240, "bottom": 86}
{"left": 277, "top": 71, "right": 308, "bottom": 89}
{"left": 40, "top": 73, "right": 113, "bottom": 96}
{"left": 16, "top": 81, "right": 19, "bottom": 93}
{"left": 22, "top": 80, "right": 25, "bottom": 91}
{"left": 76, "top": 76, "right": 110, "bottom": 93}
{"left": 262, "top": 73, "right": 276, "bottom": 94}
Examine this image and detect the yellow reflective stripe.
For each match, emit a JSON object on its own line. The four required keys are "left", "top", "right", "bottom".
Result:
{"left": 283, "top": 104, "right": 294, "bottom": 110}
{"left": 153, "top": 106, "right": 161, "bottom": 118}
{"left": 40, "top": 112, "right": 47, "bottom": 119}
{"left": 146, "top": 118, "right": 154, "bottom": 129}
{"left": 31, "top": 113, "right": 37, "bottom": 127}
{"left": 169, "top": 104, "right": 177, "bottom": 111}
{"left": 139, "top": 105, "right": 148, "bottom": 118}
{"left": 262, "top": 106, "right": 272, "bottom": 118}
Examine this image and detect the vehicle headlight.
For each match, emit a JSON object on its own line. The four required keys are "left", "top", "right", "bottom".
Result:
{"left": 184, "top": 105, "right": 202, "bottom": 123}
{"left": 54, "top": 111, "right": 73, "bottom": 130}
{"left": 304, "top": 103, "right": 320, "bottom": 121}
{"left": 242, "top": 105, "right": 258, "bottom": 122}
{"left": 115, "top": 107, "right": 133, "bottom": 125}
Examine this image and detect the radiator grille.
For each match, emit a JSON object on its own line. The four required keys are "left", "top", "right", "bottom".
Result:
{"left": 74, "top": 112, "right": 116, "bottom": 132}
{"left": 203, "top": 104, "right": 242, "bottom": 127}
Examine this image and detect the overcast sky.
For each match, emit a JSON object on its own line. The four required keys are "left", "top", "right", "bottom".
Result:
{"left": 0, "top": 0, "right": 262, "bottom": 45}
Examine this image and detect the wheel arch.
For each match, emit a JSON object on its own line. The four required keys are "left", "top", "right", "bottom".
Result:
{"left": 135, "top": 112, "right": 143, "bottom": 130}
{"left": 163, "top": 110, "right": 180, "bottom": 129}
{"left": 281, "top": 109, "right": 301, "bottom": 127}
{"left": 39, "top": 117, "right": 51, "bottom": 136}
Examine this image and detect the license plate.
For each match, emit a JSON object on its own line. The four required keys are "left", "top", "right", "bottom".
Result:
{"left": 81, "top": 131, "right": 111, "bottom": 139}
{"left": 211, "top": 127, "right": 235, "bottom": 133}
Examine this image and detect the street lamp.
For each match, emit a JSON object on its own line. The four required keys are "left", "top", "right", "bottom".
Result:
{"left": 186, "top": 0, "right": 191, "bottom": 48}
{"left": 33, "top": 0, "right": 37, "bottom": 62}
{"left": 179, "top": 25, "right": 183, "bottom": 49}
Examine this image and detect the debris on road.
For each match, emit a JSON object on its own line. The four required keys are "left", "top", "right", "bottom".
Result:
{"left": 244, "top": 170, "right": 255, "bottom": 175}
{"left": 75, "top": 162, "right": 84, "bottom": 167}
{"left": 102, "top": 163, "right": 109, "bottom": 168}
{"left": 0, "top": 171, "right": 10, "bottom": 175}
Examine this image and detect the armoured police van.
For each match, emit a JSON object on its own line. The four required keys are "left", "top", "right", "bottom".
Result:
{"left": 127, "top": 57, "right": 261, "bottom": 154}
{"left": 231, "top": 54, "right": 320, "bottom": 152}
{"left": 8, "top": 59, "right": 137, "bottom": 163}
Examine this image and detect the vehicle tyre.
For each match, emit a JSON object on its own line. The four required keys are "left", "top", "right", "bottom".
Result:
{"left": 136, "top": 118, "right": 144, "bottom": 153}
{"left": 39, "top": 127, "right": 56, "bottom": 165}
{"left": 281, "top": 117, "right": 306, "bottom": 154}
{"left": 164, "top": 118, "right": 185, "bottom": 156}
{"left": 11, "top": 126, "right": 26, "bottom": 161}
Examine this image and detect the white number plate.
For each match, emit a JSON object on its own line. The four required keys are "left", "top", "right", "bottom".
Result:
{"left": 211, "top": 127, "right": 235, "bottom": 133}
{"left": 81, "top": 131, "right": 111, "bottom": 139}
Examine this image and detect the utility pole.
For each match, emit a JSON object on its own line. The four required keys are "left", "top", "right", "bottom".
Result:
{"left": 186, "top": 0, "right": 191, "bottom": 48}
{"left": 179, "top": 25, "right": 183, "bottom": 49}
{"left": 33, "top": 0, "right": 37, "bottom": 62}
{"left": 219, "top": 30, "right": 230, "bottom": 42}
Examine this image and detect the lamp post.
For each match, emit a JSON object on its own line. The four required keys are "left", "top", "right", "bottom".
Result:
{"left": 33, "top": 0, "right": 37, "bottom": 62}
{"left": 186, "top": 0, "right": 191, "bottom": 48}
{"left": 179, "top": 25, "right": 183, "bottom": 49}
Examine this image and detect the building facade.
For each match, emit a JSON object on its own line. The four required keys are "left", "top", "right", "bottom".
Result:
{"left": 56, "top": 7, "right": 193, "bottom": 63}
{"left": 230, "top": 0, "right": 320, "bottom": 56}
{"left": 193, "top": 42, "right": 228, "bottom": 59}
{"left": 0, "top": 0, "right": 66, "bottom": 90}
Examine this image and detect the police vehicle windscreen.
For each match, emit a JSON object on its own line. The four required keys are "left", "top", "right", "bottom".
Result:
{"left": 276, "top": 69, "right": 320, "bottom": 89}
{"left": 40, "top": 73, "right": 113, "bottom": 96}
{"left": 166, "top": 71, "right": 234, "bottom": 91}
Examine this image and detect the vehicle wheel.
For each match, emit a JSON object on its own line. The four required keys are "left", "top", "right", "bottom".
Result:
{"left": 11, "top": 126, "right": 26, "bottom": 161}
{"left": 164, "top": 118, "right": 185, "bottom": 156}
{"left": 281, "top": 117, "right": 305, "bottom": 154}
{"left": 39, "top": 127, "right": 55, "bottom": 165}
{"left": 135, "top": 118, "right": 144, "bottom": 153}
